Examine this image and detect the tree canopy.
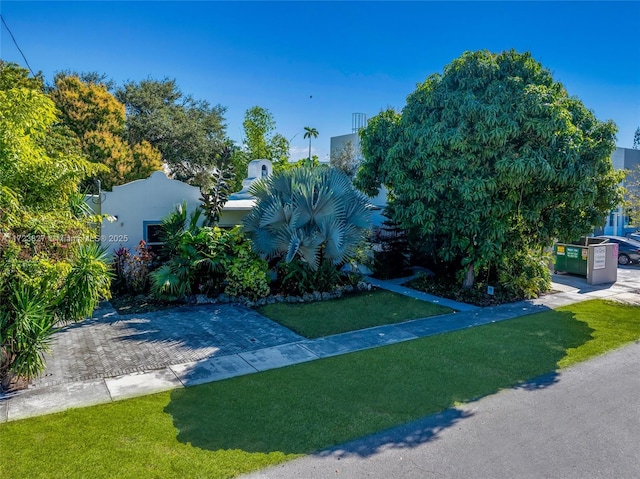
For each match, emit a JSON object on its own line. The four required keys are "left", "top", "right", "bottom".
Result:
{"left": 356, "top": 50, "right": 623, "bottom": 292}
{"left": 233, "top": 106, "right": 290, "bottom": 187}
{"left": 50, "top": 74, "right": 162, "bottom": 190}
{"left": 115, "top": 78, "right": 227, "bottom": 188}
{"left": 241, "top": 106, "right": 289, "bottom": 163}
{"left": 0, "top": 64, "right": 112, "bottom": 385}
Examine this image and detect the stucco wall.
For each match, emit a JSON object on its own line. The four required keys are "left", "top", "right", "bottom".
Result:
{"left": 97, "top": 161, "right": 270, "bottom": 253}
{"left": 330, "top": 133, "right": 359, "bottom": 161}
{"left": 100, "top": 171, "right": 202, "bottom": 253}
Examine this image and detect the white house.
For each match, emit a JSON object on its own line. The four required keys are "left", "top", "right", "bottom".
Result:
{"left": 97, "top": 159, "right": 273, "bottom": 254}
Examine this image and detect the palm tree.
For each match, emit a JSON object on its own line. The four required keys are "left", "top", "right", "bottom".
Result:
{"left": 303, "top": 126, "right": 318, "bottom": 166}
{"left": 243, "top": 166, "right": 371, "bottom": 270}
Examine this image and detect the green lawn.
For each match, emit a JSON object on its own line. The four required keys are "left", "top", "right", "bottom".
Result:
{"left": 257, "top": 289, "right": 454, "bottom": 338}
{"left": 1, "top": 299, "right": 639, "bottom": 479}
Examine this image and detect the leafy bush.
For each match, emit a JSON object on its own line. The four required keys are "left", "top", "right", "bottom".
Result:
{"left": 113, "top": 240, "right": 155, "bottom": 295}
{"left": 221, "top": 229, "right": 270, "bottom": 300}
{"left": 408, "top": 273, "right": 519, "bottom": 307}
{"left": 157, "top": 201, "right": 202, "bottom": 261}
{"left": 150, "top": 230, "right": 220, "bottom": 301}
{"left": 150, "top": 206, "right": 269, "bottom": 302}
{"left": 498, "top": 249, "right": 552, "bottom": 299}
{"left": 0, "top": 241, "right": 112, "bottom": 388}
{"left": 276, "top": 258, "right": 342, "bottom": 296}
{"left": 58, "top": 243, "right": 113, "bottom": 322}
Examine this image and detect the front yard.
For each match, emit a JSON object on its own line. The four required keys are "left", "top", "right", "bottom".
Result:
{"left": 1, "top": 299, "right": 639, "bottom": 479}
{"left": 257, "top": 289, "right": 453, "bottom": 338}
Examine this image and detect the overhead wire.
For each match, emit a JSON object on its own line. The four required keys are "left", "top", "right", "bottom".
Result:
{"left": 0, "top": 14, "right": 35, "bottom": 76}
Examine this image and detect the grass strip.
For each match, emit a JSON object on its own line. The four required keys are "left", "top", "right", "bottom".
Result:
{"left": 1, "top": 299, "right": 639, "bottom": 479}
{"left": 257, "top": 289, "right": 453, "bottom": 338}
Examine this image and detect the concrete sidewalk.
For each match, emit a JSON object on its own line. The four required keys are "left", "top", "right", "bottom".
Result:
{"left": 1, "top": 267, "right": 639, "bottom": 423}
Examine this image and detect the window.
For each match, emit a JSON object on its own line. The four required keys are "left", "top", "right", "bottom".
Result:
{"left": 261, "top": 164, "right": 268, "bottom": 178}
{"left": 143, "top": 221, "right": 163, "bottom": 251}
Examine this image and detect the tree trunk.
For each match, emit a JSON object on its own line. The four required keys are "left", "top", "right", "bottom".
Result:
{"left": 462, "top": 263, "right": 475, "bottom": 289}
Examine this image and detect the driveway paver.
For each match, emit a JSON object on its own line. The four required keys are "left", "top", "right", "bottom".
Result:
{"left": 30, "top": 303, "right": 304, "bottom": 389}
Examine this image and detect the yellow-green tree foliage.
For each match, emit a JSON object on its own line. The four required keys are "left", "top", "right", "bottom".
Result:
{"left": 1, "top": 66, "right": 113, "bottom": 384}
{"left": 50, "top": 75, "right": 162, "bottom": 190}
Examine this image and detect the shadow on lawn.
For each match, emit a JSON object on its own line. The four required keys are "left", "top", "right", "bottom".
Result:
{"left": 163, "top": 309, "right": 593, "bottom": 456}
{"left": 315, "top": 407, "right": 474, "bottom": 459}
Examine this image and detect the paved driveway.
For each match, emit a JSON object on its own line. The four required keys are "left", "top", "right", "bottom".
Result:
{"left": 31, "top": 302, "right": 303, "bottom": 389}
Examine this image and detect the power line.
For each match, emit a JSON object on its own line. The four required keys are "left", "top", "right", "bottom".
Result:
{"left": 0, "top": 14, "right": 35, "bottom": 76}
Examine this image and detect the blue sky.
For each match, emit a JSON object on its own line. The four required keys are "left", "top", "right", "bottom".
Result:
{"left": 1, "top": 1, "right": 639, "bottom": 162}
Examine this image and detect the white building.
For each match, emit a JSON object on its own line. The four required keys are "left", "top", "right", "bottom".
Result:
{"left": 96, "top": 160, "right": 272, "bottom": 253}
{"left": 598, "top": 147, "right": 640, "bottom": 236}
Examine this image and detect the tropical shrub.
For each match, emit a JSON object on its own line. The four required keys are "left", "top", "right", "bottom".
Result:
{"left": 157, "top": 201, "right": 202, "bottom": 261}
{"left": 0, "top": 285, "right": 56, "bottom": 381}
{"left": 275, "top": 258, "right": 342, "bottom": 296}
{"left": 150, "top": 228, "right": 220, "bottom": 301}
{"left": 219, "top": 228, "right": 270, "bottom": 300}
{"left": 58, "top": 243, "right": 113, "bottom": 322}
{"left": 150, "top": 204, "right": 269, "bottom": 301}
{"left": 498, "top": 248, "right": 552, "bottom": 299}
{"left": 0, "top": 64, "right": 112, "bottom": 388}
{"left": 243, "top": 166, "right": 372, "bottom": 271}
{"left": 112, "top": 240, "right": 155, "bottom": 295}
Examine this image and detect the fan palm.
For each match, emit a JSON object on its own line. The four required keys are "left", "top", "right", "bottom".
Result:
{"left": 243, "top": 166, "right": 371, "bottom": 270}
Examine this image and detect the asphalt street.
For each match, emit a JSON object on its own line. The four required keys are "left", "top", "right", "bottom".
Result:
{"left": 242, "top": 340, "right": 640, "bottom": 479}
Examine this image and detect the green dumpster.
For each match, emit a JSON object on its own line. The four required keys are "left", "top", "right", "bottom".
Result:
{"left": 554, "top": 243, "right": 588, "bottom": 276}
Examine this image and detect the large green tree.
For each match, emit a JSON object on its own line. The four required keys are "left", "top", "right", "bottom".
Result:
{"left": 0, "top": 64, "right": 112, "bottom": 387}
{"left": 116, "top": 78, "right": 228, "bottom": 188}
{"left": 356, "top": 50, "right": 623, "bottom": 293}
